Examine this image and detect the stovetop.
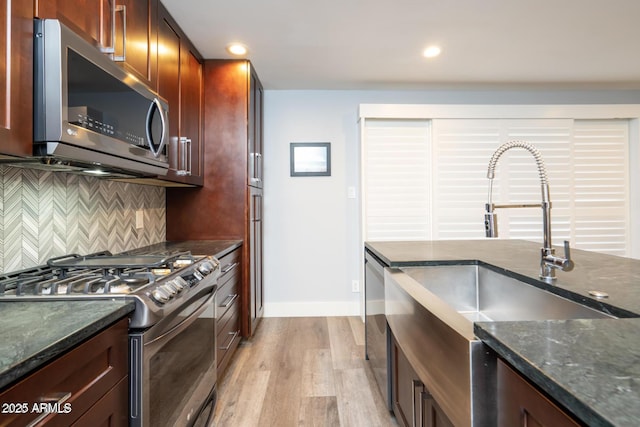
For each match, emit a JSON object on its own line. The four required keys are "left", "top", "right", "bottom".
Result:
{"left": 0, "top": 250, "right": 195, "bottom": 296}
{"left": 0, "top": 250, "right": 220, "bottom": 329}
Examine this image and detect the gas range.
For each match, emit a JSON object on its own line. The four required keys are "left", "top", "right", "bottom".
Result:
{"left": 0, "top": 250, "right": 220, "bottom": 329}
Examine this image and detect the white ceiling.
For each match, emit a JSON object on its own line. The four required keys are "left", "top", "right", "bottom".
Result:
{"left": 161, "top": 0, "right": 640, "bottom": 90}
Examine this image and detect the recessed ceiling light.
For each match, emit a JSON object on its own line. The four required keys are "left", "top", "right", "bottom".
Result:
{"left": 423, "top": 46, "right": 442, "bottom": 58}
{"left": 226, "top": 43, "right": 248, "bottom": 56}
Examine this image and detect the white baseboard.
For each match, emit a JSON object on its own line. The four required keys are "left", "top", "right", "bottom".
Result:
{"left": 264, "top": 301, "right": 361, "bottom": 317}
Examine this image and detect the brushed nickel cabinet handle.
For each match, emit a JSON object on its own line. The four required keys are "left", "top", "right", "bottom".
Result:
{"left": 219, "top": 330, "right": 239, "bottom": 351}
{"left": 219, "top": 294, "right": 238, "bottom": 308}
{"left": 221, "top": 262, "right": 239, "bottom": 276}
{"left": 27, "top": 392, "right": 72, "bottom": 427}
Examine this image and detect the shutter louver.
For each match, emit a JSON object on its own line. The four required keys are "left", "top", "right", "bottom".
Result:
{"left": 363, "top": 119, "right": 431, "bottom": 241}
{"left": 362, "top": 117, "right": 630, "bottom": 256}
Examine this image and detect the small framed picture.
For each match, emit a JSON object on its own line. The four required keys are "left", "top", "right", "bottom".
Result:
{"left": 290, "top": 142, "right": 331, "bottom": 177}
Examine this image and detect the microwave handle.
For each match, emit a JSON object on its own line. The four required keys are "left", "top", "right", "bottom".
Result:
{"left": 145, "top": 98, "right": 167, "bottom": 157}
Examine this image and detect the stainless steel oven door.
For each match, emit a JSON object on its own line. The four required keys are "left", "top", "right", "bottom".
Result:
{"left": 130, "top": 287, "right": 217, "bottom": 427}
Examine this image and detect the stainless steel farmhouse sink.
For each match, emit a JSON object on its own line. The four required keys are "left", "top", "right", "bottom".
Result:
{"left": 401, "top": 264, "right": 613, "bottom": 323}
{"left": 384, "top": 265, "right": 615, "bottom": 427}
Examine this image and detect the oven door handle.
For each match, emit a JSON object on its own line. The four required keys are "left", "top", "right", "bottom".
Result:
{"left": 145, "top": 290, "right": 215, "bottom": 351}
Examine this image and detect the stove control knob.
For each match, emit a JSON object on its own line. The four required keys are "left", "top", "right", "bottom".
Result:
{"left": 173, "top": 277, "right": 187, "bottom": 292}
{"left": 162, "top": 283, "right": 178, "bottom": 297}
{"left": 151, "top": 288, "right": 170, "bottom": 304}
{"left": 198, "top": 261, "right": 213, "bottom": 276}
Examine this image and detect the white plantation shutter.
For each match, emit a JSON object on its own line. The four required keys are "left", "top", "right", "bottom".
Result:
{"left": 363, "top": 116, "right": 630, "bottom": 256}
{"left": 431, "top": 119, "right": 503, "bottom": 239}
{"left": 572, "top": 120, "right": 629, "bottom": 255}
{"left": 363, "top": 119, "right": 431, "bottom": 241}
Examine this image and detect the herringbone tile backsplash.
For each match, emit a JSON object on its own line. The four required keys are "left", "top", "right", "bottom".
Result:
{"left": 0, "top": 166, "right": 166, "bottom": 273}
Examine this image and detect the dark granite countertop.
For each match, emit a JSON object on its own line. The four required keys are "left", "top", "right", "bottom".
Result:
{"left": 365, "top": 239, "right": 640, "bottom": 317}
{"left": 365, "top": 239, "right": 640, "bottom": 426}
{"left": 475, "top": 319, "right": 640, "bottom": 427}
{"left": 0, "top": 240, "right": 239, "bottom": 392}
{"left": 127, "top": 239, "right": 242, "bottom": 260}
{"left": 0, "top": 300, "right": 134, "bottom": 390}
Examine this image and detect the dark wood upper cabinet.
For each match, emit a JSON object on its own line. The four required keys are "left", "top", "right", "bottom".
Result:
{"left": 35, "top": 0, "right": 158, "bottom": 88}
{"left": 248, "top": 69, "right": 264, "bottom": 188}
{"left": 35, "top": 0, "right": 112, "bottom": 48}
{"left": 0, "top": 0, "right": 34, "bottom": 157}
{"left": 114, "top": 0, "right": 158, "bottom": 88}
{"left": 156, "top": 3, "right": 203, "bottom": 186}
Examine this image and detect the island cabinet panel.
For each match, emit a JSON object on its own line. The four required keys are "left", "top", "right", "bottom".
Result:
{"left": 497, "top": 359, "right": 581, "bottom": 427}
{"left": 0, "top": 318, "right": 128, "bottom": 427}
{"left": 166, "top": 59, "right": 264, "bottom": 338}
{"left": 391, "top": 335, "right": 454, "bottom": 427}
{"left": 0, "top": 0, "right": 33, "bottom": 157}
{"left": 216, "top": 247, "right": 242, "bottom": 376}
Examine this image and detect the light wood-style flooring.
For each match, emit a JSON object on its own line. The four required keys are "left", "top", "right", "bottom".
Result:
{"left": 213, "top": 317, "right": 399, "bottom": 427}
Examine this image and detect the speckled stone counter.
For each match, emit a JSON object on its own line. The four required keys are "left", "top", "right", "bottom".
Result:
{"left": 0, "top": 300, "right": 134, "bottom": 390}
{"left": 365, "top": 239, "right": 640, "bottom": 317}
{"left": 127, "top": 240, "right": 242, "bottom": 260}
{"left": 475, "top": 319, "right": 640, "bottom": 427}
{"left": 365, "top": 239, "right": 640, "bottom": 427}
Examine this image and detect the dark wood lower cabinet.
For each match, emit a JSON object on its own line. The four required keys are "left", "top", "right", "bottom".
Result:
{"left": 497, "top": 359, "right": 581, "bottom": 427}
{"left": 391, "top": 335, "right": 454, "bottom": 427}
{"left": 70, "top": 377, "right": 128, "bottom": 426}
{"left": 0, "top": 318, "right": 128, "bottom": 427}
{"left": 216, "top": 247, "right": 242, "bottom": 376}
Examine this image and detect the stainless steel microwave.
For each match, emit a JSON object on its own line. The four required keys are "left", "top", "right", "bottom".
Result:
{"left": 33, "top": 19, "right": 169, "bottom": 176}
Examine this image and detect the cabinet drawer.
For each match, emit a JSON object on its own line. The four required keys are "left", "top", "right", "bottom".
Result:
{"left": 217, "top": 249, "right": 241, "bottom": 289}
{"left": 71, "top": 376, "right": 128, "bottom": 427}
{"left": 0, "top": 318, "right": 128, "bottom": 427}
{"left": 216, "top": 254, "right": 240, "bottom": 321}
{"left": 497, "top": 359, "right": 580, "bottom": 427}
{"left": 216, "top": 297, "right": 240, "bottom": 373}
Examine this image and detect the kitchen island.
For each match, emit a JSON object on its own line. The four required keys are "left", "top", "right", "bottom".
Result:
{"left": 366, "top": 239, "right": 640, "bottom": 427}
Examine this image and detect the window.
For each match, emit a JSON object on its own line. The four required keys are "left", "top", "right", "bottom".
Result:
{"left": 361, "top": 108, "right": 635, "bottom": 258}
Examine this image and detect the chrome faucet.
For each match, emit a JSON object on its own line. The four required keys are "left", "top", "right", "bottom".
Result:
{"left": 484, "top": 141, "right": 574, "bottom": 282}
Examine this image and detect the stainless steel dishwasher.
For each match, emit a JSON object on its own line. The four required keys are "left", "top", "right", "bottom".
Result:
{"left": 364, "top": 250, "right": 392, "bottom": 410}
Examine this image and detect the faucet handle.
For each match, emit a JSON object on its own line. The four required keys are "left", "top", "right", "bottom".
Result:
{"left": 562, "top": 240, "right": 574, "bottom": 271}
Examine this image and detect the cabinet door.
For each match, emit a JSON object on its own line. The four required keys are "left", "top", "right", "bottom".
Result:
{"left": 248, "top": 67, "right": 263, "bottom": 188}
{"left": 391, "top": 336, "right": 420, "bottom": 427}
{"left": 179, "top": 45, "right": 203, "bottom": 183}
{"left": 71, "top": 377, "right": 128, "bottom": 426}
{"left": 392, "top": 335, "right": 455, "bottom": 427}
{"left": 156, "top": 7, "right": 181, "bottom": 176}
{"left": 249, "top": 187, "right": 264, "bottom": 334}
{"left": 114, "top": 0, "right": 157, "bottom": 88}
{"left": 421, "top": 392, "right": 455, "bottom": 427}
{"left": 157, "top": 4, "right": 203, "bottom": 185}
{"left": 0, "top": 0, "right": 33, "bottom": 156}
{"left": 497, "top": 359, "right": 580, "bottom": 427}
{"left": 35, "top": 0, "right": 112, "bottom": 49}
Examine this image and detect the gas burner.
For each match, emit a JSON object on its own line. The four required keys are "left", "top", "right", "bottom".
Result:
{"left": 0, "top": 250, "right": 220, "bottom": 329}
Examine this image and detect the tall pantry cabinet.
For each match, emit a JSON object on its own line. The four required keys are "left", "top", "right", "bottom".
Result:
{"left": 166, "top": 59, "right": 264, "bottom": 337}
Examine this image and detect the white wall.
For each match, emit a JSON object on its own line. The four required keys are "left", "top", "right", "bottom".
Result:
{"left": 263, "top": 89, "right": 640, "bottom": 318}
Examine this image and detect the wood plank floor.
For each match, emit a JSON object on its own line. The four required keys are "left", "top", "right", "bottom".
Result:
{"left": 212, "top": 317, "right": 399, "bottom": 427}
